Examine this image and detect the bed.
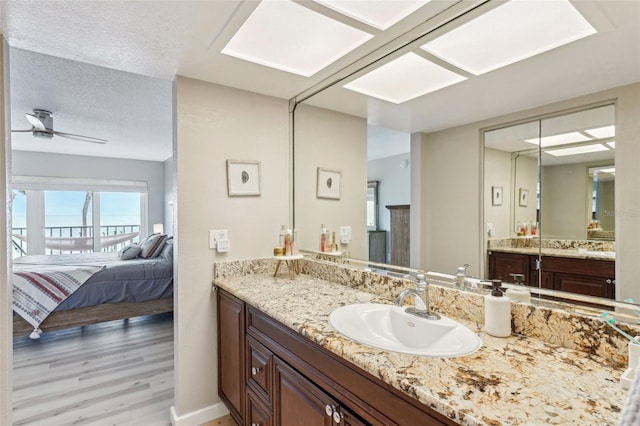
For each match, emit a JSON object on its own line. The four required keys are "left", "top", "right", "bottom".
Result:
{"left": 12, "top": 239, "right": 174, "bottom": 337}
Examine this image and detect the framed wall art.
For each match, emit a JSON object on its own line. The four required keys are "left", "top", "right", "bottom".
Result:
{"left": 317, "top": 167, "right": 341, "bottom": 199}
{"left": 519, "top": 188, "right": 529, "bottom": 207}
{"left": 227, "top": 160, "right": 261, "bottom": 196}
{"left": 492, "top": 186, "right": 503, "bottom": 206}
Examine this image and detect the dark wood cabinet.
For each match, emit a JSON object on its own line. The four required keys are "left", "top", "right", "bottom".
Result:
{"left": 217, "top": 289, "right": 246, "bottom": 425}
{"left": 487, "top": 251, "right": 534, "bottom": 286}
{"left": 368, "top": 230, "right": 386, "bottom": 264}
{"left": 274, "top": 359, "right": 339, "bottom": 426}
{"left": 488, "top": 251, "right": 615, "bottom": 299}
{"left": 217, "top": 288, "right": 455, "bottom": 426}
{"left": 386, "top": 205, "right": 410, "bottom": 267}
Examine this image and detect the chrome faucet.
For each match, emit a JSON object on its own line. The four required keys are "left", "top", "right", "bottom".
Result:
{"left": 455, "top": 264, "right": 470, "bottom": 289}
{"left": 395, "top": 273, "right": 440, "bottom": 320}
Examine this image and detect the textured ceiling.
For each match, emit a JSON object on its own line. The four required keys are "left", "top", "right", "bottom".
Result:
{"left": 9, "top": 48, "right": 173, "bottom": 161}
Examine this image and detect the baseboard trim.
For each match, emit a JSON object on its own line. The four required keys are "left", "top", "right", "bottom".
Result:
{"left": 170, "top": 402, "right": 229, "bottom": 426}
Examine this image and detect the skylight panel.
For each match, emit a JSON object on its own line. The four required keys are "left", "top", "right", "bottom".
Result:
{"left": 314, "top": 0, "right": 431, "bottom": 30}
{"left": 420, "top": 0, "right": 597, "bottom": 75}
{"left": 222, "top": 0, "right": 373, "bottom": 77}
{"left": 524, "top": 131, "right": 592, "bottom": 147}
{"left": 545, "top": 144, "right": 608, "bottom": 157}
{"left": 343, "top": 53, "right": 466, "bottom": 104}
{"left": 585, "top": 125, "right": 615, "bottom": 139}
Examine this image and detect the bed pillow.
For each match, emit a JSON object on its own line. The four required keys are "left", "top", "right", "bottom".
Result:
{"left": 140, "top": 234, "right": 168, "bottom": 259}
{"left": 119, "top": 244, "right": 142, "bottom": 260}
{"left": 159, "top": 237, "right": 173, "bottom": 261}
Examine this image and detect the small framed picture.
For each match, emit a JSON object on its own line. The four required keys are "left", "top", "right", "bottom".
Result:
{"left": 317, "top": 167, "right": 341, "bottom": 199}
{"left": 226, "top": 160, "right": 261, "bottom": 196}
{"left": 491, "top": 186, "right": 503, "bottom": 206}
{"left": 519, "top": 188, "right": 529, "bottom": 207}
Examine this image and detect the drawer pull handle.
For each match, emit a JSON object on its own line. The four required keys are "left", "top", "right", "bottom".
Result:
{"left": 606, "top": 279, "right": 612, "bottom": 284}
{"left": 333, "top": 409, "right": 343, "bottom": 424}
{"left": 251, "top": 367, "right": 261, "bottom": 375}
{"left": 251, "top": 423, "right": 261, "bottom": 426}
{"left": 325, "top": 404, "right": 333, "bottom": 416}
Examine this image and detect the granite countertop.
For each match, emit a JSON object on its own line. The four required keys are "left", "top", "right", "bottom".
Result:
{"left": 214, "top": 273, "right": 627, "bottom": 426}
{"left": 489, "top": 246, "right": 615, "bottom": 261}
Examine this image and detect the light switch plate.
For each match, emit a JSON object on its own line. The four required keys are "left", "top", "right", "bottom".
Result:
{"left": 209, "top": 230, "right": 228, "bottom": 249}
{"left": 340, "top": 226, "right": 351, "bottom": 244}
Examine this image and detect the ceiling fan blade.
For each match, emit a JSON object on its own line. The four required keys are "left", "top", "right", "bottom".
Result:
{"left": 52, "top": 130, "right": 108, "bottom": 144}
{"left": 25, "top": 113, "right": 46, "bottom": 131}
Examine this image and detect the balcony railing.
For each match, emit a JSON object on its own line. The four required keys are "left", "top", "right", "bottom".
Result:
{"left": 12, "top": 225, "right": 141, "bottom": 257}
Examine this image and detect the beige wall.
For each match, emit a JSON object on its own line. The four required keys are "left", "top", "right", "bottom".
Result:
{"left": 0, "top": 39, "right": 10, "bottom": 426}
{"left": 541, "top": 163, "right": 590, "bottom": 240}
{"left": 484, "top": 148, "right": 512, "bottom": 239}
{"left": 415, "top": 125, "right": 482, "bottom": 277}
{"left": 513, "top": 155, "right": 538, "bottom": 233}
{"left": 293, "top": 104, "right": 367, "bottom": 260}
{"left": 174, "top": 77, "right": 289, "bottom": 420}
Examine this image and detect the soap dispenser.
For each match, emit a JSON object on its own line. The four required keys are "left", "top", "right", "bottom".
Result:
{"left": 484, "top": 279, "right": 511, "bottom": 337}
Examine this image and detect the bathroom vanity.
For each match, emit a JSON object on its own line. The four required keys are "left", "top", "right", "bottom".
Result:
{"left": 214, "top": 261, "right": 628, "bottom": 426}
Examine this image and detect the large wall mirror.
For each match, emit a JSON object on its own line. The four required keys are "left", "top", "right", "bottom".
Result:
{"left": 292, "top": 0, "right": 640, "bottom": 311}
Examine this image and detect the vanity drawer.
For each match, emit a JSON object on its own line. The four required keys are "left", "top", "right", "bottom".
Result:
{"left": 247, "top": 335, "right": 273, "bottom": 405}
{"left": 247, "top": 387, "right": 272, "bottom": 426}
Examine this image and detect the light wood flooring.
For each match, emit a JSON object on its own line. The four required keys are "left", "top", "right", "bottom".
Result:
{"left": 13, "top": 312, "right": 174, "bottom": 426}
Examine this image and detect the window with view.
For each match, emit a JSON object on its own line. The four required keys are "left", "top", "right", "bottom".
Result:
{"left": 11, "top": 177, "right": 147, "bottom": 258}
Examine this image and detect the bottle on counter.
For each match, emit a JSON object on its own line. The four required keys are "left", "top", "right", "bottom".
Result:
{"left": 484, "top": 279, "right": 511, "bottom": 337}
{"left": 279, "top": 225, "right": 287, "bottom": 248}
{"left": 320, "top": 224, "right": 328, "bottom": 252}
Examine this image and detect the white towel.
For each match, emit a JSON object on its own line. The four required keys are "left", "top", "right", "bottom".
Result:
{"left": 619, "top": 367, "right": 640, "bottom": 425}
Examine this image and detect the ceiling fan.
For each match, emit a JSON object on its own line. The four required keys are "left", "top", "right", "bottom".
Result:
{"left": 11, "top": 109, "right": 108, "bottom": 144}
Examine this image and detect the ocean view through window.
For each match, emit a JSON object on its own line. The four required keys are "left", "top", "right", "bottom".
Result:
{"left": 11, "top": 177, "right": 147, "bottom": 258}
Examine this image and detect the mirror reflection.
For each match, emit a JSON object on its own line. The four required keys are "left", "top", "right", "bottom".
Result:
{"left": 292, "top": 0, "right": 639, "bottom": 308}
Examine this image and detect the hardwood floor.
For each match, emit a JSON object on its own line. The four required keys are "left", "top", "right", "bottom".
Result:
{"left": 13, "top": 312, "right": 174, "bottom": 426}
{"left": 200, "top": 414, "right": 236, "bottom": 426}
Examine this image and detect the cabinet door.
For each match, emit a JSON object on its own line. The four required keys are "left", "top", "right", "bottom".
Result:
{"left": 274, "top": 358, "right": 366, "bottom": 426}
{"left": 488, "top": 251, "right": 531, "bottom": 285}
{"left": 553, "top": 273, "right": 615, "bottom": 299}
{"left": 218, "top": 289, "right": 245, "bottom": 424}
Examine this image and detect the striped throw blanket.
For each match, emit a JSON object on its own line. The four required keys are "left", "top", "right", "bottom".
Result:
{"left": 13, "top": 264, "right": 104, "bottom": 337}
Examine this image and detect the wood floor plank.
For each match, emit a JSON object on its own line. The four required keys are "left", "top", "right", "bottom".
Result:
{"left": 13, "top": 312, "right": 175, "bottom": 426}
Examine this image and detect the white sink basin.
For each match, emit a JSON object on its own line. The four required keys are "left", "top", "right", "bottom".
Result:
{"left": 329, "top": 304, "right": 481, "bottom": 357}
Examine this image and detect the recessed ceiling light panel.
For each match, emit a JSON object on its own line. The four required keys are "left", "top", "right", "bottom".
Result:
{"left": 314, "top": 0, "right": 431, "bottom": 30}
{"left": 524, "top": 131, "right": 592, "bottom": 147}
{"left": 222, "top": 0, "right": 373, "bottom": 77}
{"left": 343, "top": 53, "right": 466, "bottom": 104}
{"left": 545, "top": 144, "right": 608, "bottom": 157}
{"left": 421, "top": 0, "right": 597, "bottom": 75}
{"left": 585, "top": 125, "right": 615, "bottom": 139}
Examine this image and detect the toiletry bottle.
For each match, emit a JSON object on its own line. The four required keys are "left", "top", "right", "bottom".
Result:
{"left": 320, "top": 224, "right": 328, "bottom": 252}
{"left": 284, "top": 228, "right": 292, "bottom": 255}
{"left": 331, "top": 231, "right": 336, "bottom": 252}
{"left": 484, "top": 279, "right": 511, "bottom": 337}
{"left": 505, "top": 273, "right": 531, "bottom": 303}
{"left": 279, "top": 225, "right": 286, "bottom": 248}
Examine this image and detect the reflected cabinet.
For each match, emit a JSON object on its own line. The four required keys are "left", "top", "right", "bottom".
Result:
{"left": 488, "top": 251, "right": 615, "bottom": 299}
